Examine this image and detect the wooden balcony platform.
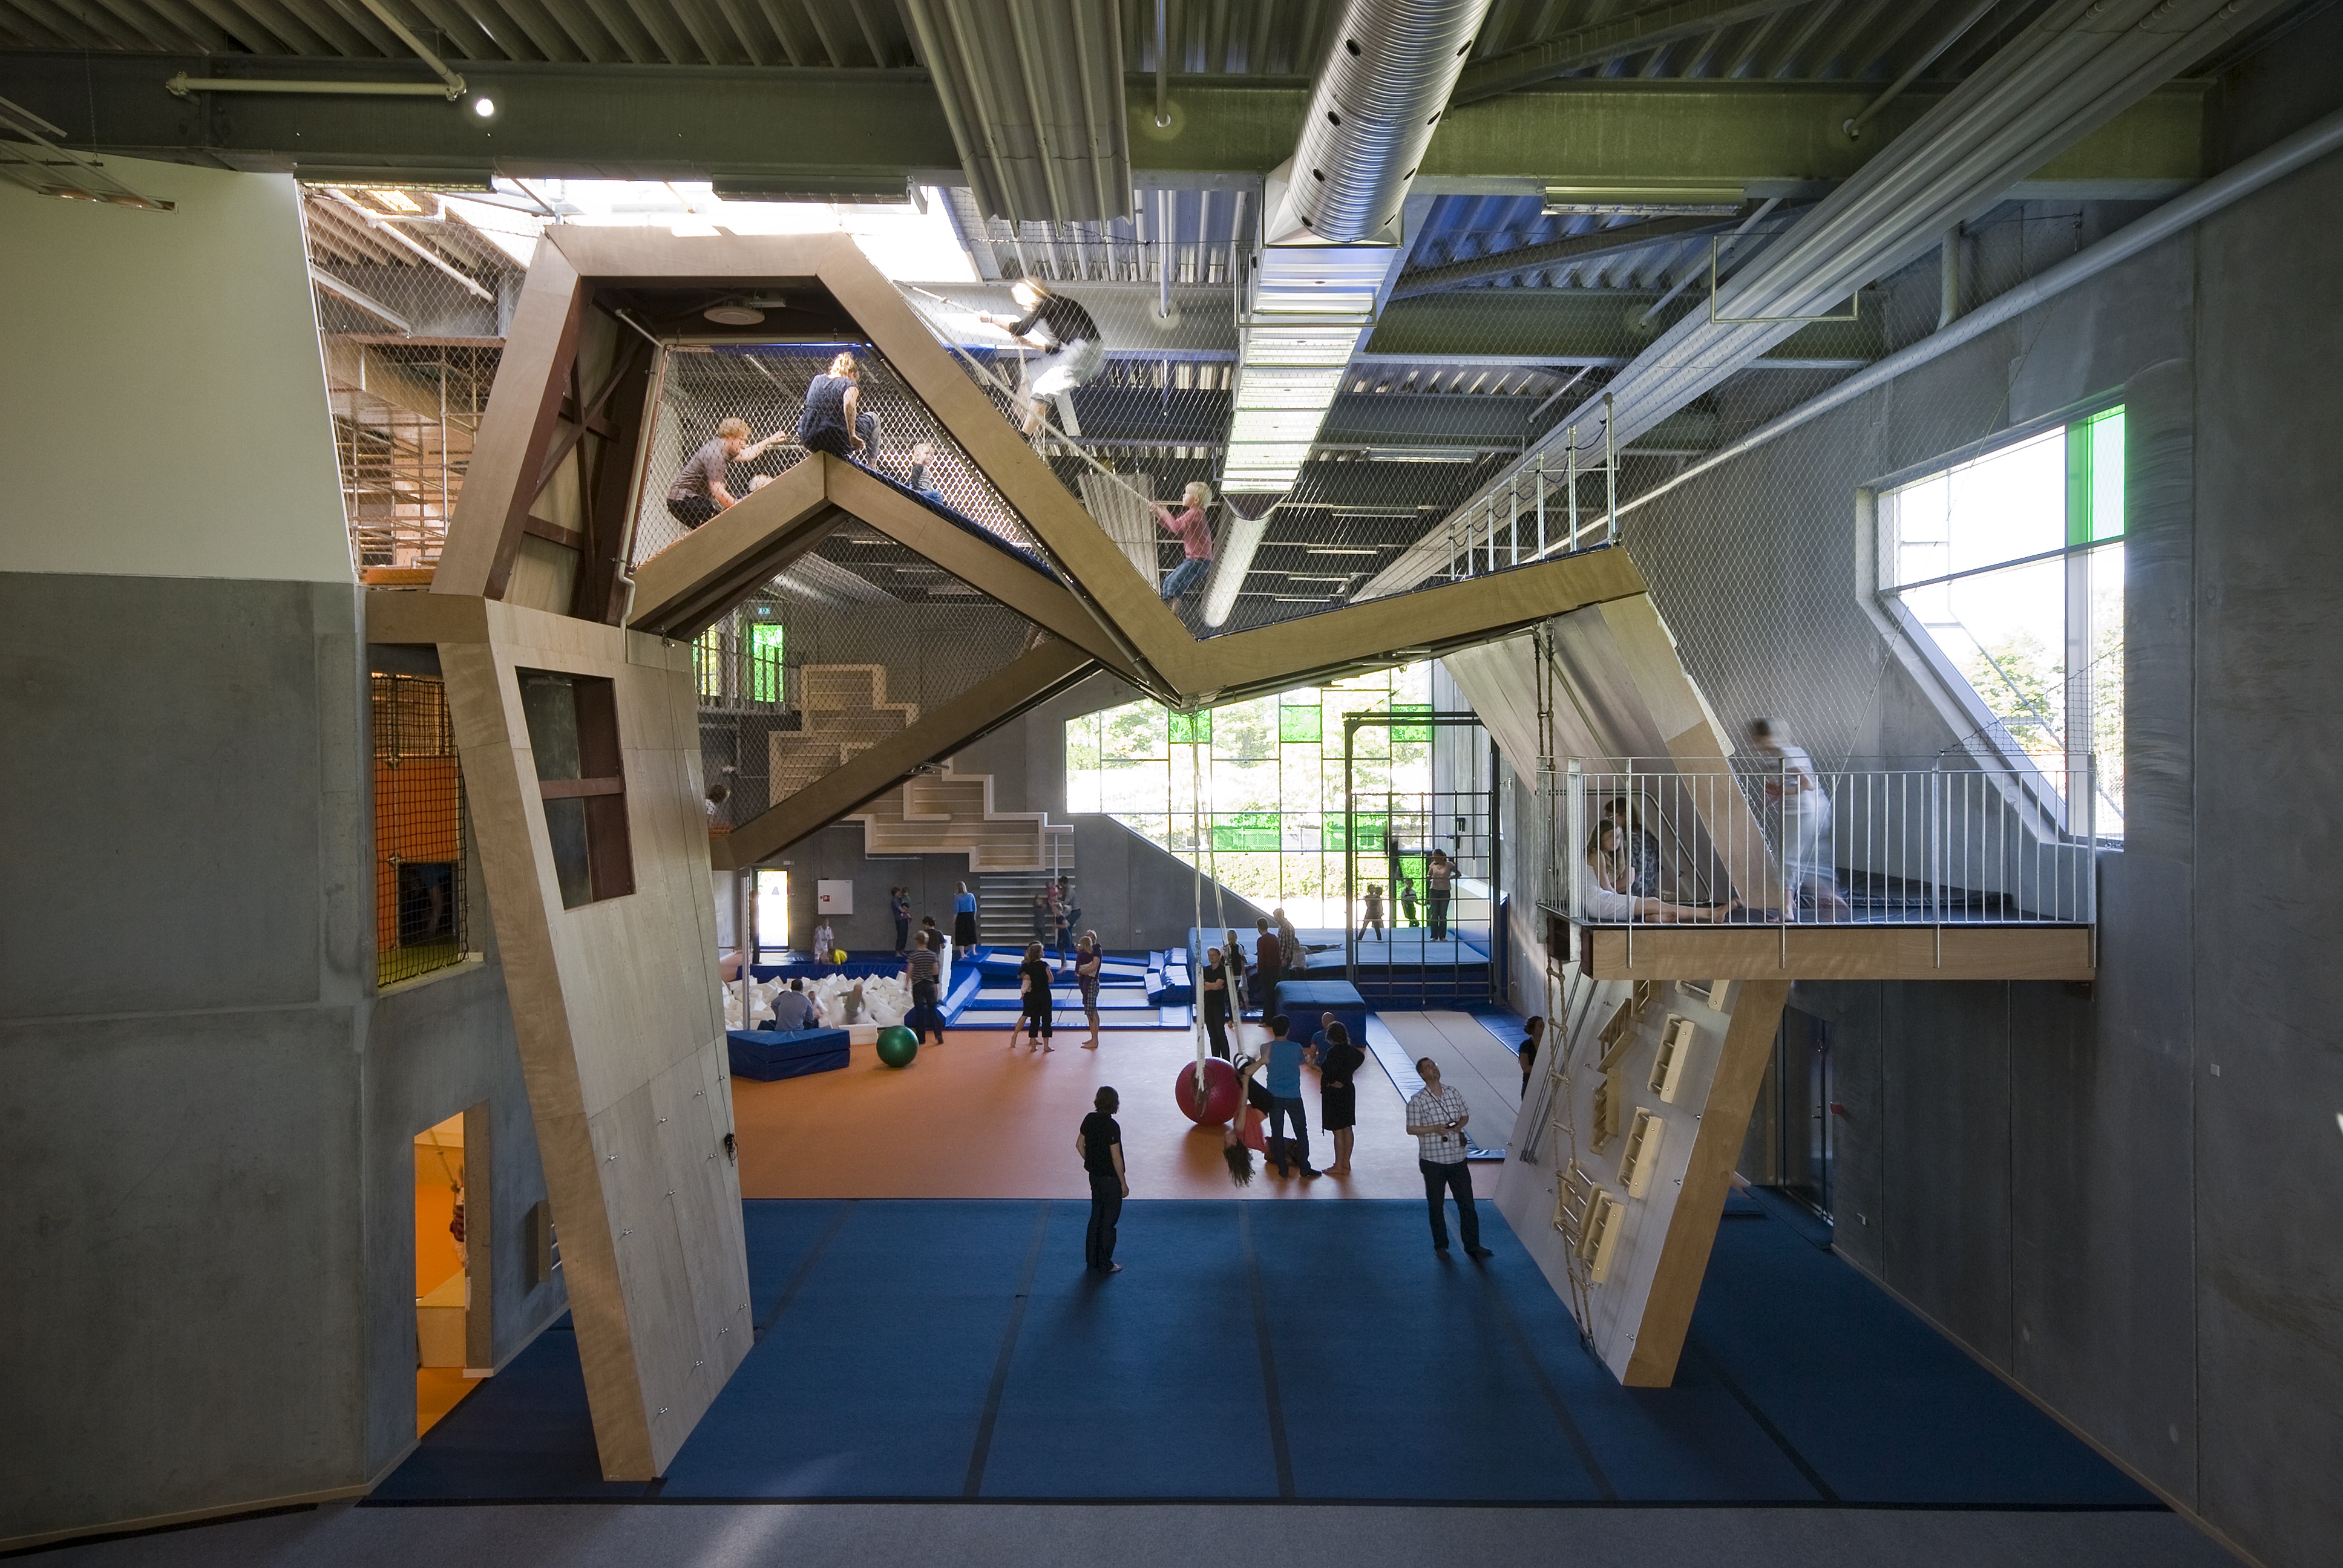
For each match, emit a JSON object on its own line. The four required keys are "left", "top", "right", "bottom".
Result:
{"left": 1575, "top": 921, "right": 2095, "bottom": 982}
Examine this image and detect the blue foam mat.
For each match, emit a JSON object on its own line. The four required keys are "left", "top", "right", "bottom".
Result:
{"left": 373, "top": 1198, "right": 2154, "bottom": 1507}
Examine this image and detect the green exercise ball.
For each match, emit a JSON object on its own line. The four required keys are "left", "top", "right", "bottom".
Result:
{"left": 875, "top": 1026, "right": 919, "bottom": 1069}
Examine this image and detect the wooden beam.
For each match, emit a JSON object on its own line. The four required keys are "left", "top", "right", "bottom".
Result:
{"left": 498, "top": 231, "right": 1657, "bottom": 701}
{"left": 717, "top": 639, "right": 1097, "bottom": 870}
{"left": 433, "top": 243, "right": 586, "bottom": 601}
{"left": 520, "top": 514, "right": 584, "bottom": 550}
{"left": 623, "top": 459, "right": 842, "bottom": 642}
{"left": 825, "top": 459, "right": 1142, "bottom": 682}
{"left": 1187, "top": 546, "right": 1649, "bottom": 702}
{"left": 1580, "top": 923, "right": 2097, "bottom": 981}
{"left": 1623, "top": 978, "right": 1790, "bottom": 1386}
{"left": 576, "top": 340, "right": 658, "bottom": 626}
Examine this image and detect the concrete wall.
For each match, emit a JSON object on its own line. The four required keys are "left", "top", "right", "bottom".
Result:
{"left": 0, "top": 580, "right": 562, "bottom": 1544}
{"left": 754, "top": 670, "right": 1264, "bottom": 952}
{"left": 0, "top": 160, "right": 350, "bottom": 582}
{"left": 1597, "top": 34, "right": 2343, "bottom": 1567}
{"left": 0, "top": 163, "right": 558, "bottom": 1545}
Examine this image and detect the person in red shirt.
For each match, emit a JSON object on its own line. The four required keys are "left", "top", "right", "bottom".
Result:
{"left": 1151, "top": 482, "right": 1215, "bottom": 605}
{"left": 1253, "top": 918, "right": 1284, "bottom": 1022}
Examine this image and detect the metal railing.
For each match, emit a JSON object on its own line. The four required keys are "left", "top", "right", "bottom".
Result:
{"left": 1541, "top": 756, "right": 2099, "bottom": 930}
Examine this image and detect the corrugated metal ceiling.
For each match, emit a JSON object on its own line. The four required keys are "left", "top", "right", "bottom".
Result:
{"left": 4, "top": 0, "right": 2052, "bottom": 82}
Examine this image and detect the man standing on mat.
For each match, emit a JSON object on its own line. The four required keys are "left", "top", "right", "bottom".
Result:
{"left": 1262, "top": 1014, "right": 1319, "bottom": 1179}
{"left": 1077, "top": 1087, "right": 1127, "bottom": 1273}
{"left": 1407, "top": 1058, "right": 1491, "bottom": 1258}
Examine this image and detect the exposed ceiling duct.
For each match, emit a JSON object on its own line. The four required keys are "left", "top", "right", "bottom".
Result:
{"left": 899, "top": 0, "right": 1129, "bottom": 223}
{"left": 1358, "top": 0, "right": 2295, "bottom": 603}
{"left": 1204, "top": 0, "right": 1494, "bottom": 629}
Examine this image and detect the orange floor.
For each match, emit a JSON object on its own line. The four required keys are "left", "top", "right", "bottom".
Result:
{"left": 733, "top": 1024, "right": 1472, "bottom": 1201}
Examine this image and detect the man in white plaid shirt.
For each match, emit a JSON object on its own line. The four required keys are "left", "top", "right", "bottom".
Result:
{"left": 1405, "top": 1058, "right": 1492, "bottom": 1258}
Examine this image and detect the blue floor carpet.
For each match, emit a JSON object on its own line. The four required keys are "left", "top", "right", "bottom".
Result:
{"left": 370, "top": 1198, "right": 2154, "bottom": 1508}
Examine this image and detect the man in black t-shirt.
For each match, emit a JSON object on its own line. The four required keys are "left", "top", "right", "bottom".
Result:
{"left": 1076, "top": 1086, "right": 1127, "bottom": 1274}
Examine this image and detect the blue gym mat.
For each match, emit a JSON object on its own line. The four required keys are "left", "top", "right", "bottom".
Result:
{"left": 370, "top": 1197, "right": 2157, "bottom": 1508}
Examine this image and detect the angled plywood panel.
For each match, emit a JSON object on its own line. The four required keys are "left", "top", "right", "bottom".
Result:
{"left": 433, "top": 241, "right": 587, "bottom": 601}
{"left": 1447, "top": 592, "right": 1772, "bottom": 908}
{"left": 1498, "top": 973, "right": 1790, "bottom": 1387}
{"left": 369, "top": 589, "right": 750, "bottom": 1479}
{"left": 626, "top": 459, "right": 844, "bottom": 641}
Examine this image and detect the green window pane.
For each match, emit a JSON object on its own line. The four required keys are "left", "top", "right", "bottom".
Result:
{"left": 1279, "top": 704, "right": 1322, "bottom": 743}
{"left": 749, "top": 621, "right": 784, "bottom": 703}
{"left": 1391, "top": 704, "right": 1432, "bottom": 744}
{"left": 2089, "top": 407, "right": 2125, "bottom": 541}
{"left": 1212, "top": 811, "right": 1281, "bottom": 852}
{"left": 1170, "top": 708, "right": 1212, "bottom": 745}
{"left": 1325, "top": 811, "right": 1388, "bottom": 852}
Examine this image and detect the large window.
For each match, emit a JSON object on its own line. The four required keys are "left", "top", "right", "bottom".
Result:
{"left": 1878, "top": 405, "right": 2125, "bottom": 832}
{"left": 1065, "top": 664, "right": 1434, "bottom": 926}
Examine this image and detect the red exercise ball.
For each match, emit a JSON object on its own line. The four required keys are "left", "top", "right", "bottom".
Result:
{"left": 1175, "top": 1057, "right": 1240, "bottom": 1126}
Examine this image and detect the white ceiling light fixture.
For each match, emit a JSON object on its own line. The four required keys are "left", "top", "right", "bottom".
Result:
{"left": 703, "top": 301, "right": 765, "bottom": 325}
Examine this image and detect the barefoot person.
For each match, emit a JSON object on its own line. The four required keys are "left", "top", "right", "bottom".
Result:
{"left": 1075, "top": 932, "right": 1103, "bottom": 1048}
{"left": 1152, "top": 482, "right": 1215, "bottom": 607}
{"left": 981, "top": 278, "right": 1103, "bottom": 436}
{"left": 1318, "top": 1022, "right": 1364, "bottom": 1175}
{"left": 665, "top": 417, "right": 788, "bottom": 529}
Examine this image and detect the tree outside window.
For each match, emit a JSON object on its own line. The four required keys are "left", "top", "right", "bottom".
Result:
{"left": 1878, "top": 405, "right": 2125, "bottom": 833}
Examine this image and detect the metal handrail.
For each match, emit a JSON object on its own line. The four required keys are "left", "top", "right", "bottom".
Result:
{"left": 1544, "top": 755, "right": 2100, "bottom": 930}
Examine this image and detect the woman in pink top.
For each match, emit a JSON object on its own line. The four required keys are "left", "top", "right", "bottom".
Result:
{"left": 1151, "top": 482, "right": 1215, "bottom": 604}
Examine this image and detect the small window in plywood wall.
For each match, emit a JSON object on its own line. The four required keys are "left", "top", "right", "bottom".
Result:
{"left": 518, "top": 669, "right": 634, "bottom": 907}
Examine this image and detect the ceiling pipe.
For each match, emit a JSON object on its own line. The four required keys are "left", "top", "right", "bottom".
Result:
{"left": 1360, "top": 0, "right": 2295, "bottom": 603}
{"left": 1265, "top": 0, "right": 1487, "bottom": 247}
{"left": 1203, "top": 0, "right": 1493, "bottom": 629}
{"left": 1541, "top": 100, "right": 2343, "bottom": 545}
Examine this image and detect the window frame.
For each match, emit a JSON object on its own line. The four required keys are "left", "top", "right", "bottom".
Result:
{"left": 1858, "top": 394, "right": 2125, "bottom": 843}
{"left": 517, "top": 667, "right": 637, "bottom": 907}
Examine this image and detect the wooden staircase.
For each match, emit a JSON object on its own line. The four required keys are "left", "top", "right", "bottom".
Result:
{"left": 766, "top": 664, "right": 919, "bottom": 800}
{"left": 848, "top": 765, "right": 1071, "bottom": 874}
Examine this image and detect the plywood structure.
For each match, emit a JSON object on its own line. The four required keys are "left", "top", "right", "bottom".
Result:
{"left": 410, "top": 224, "right": 2090, "bottom": 1454}
{"left": 370, "top": 591, "right": 750, "bottom": 1478}
{"left": 1579, "top": 923, "right": 2096, "bottom": 981}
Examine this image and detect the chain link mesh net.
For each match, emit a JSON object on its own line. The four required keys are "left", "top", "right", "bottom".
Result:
{"left": 302, "top": 186, "right": 526, "bottom": 572}
{"left": 687, "top": 532, "right": 1042, "bottom": 837}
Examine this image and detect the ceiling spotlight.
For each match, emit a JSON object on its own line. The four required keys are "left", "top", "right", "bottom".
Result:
{"left": 469, "top": 94, "right": 496, "bottom": 118}
{"left": 703, "top": 302, "right": 765, "bottom": 326}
